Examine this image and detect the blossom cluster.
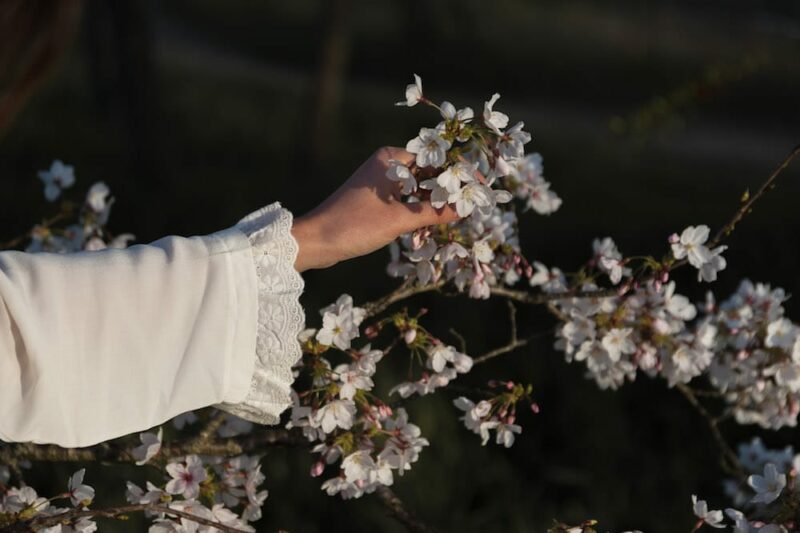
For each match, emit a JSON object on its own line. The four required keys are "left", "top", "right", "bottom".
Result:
{"left": 27, "top": 160, "right": 134, "bottom": 253}
{"left": 542, "top": 235, "right": 718, "bottom": 390}
{"left": 0, "top": 468, "right": 97, "bottom": 532}
{"left": 452, "top": 380, "right": 535, "bottom": 449}
{"left": 125, "top": 453, "right": 266, "bottom": 532}
{"left": 691, "top": 438, "right": 800, "bottom": 532}
{"left": 387, "top": 75, "right": 562, "bottom": 298}
{"left": 705, "top": 281, "right": 800, "bottom": 429}
{"left": 284, "top": 294, "right": 459, "bottom": 499}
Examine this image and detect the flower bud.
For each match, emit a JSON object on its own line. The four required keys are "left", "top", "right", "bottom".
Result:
{"left": 310, "top": 461, "right": 325, "bottom": 477}
{"left": 404, "top": 329, "right": 417, "bottom": 344}
{"left": 530, "top": 403, "right": 540, "bottom": 414}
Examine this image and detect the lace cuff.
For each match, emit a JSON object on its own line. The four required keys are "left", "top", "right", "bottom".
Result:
{"left": 216, "top": 202, "right": 305, "bottom": 424}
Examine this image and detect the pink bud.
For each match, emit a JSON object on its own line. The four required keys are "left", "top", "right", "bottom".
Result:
{"left": 505, "top": 381, "right": 514, "bottom": 390}
{"left": 404, "top": 329, "right": 417, "bottom": 344}
{"left": 654, "top": 280, "right": 662, "bottom": 292}
{"left": 524, "top": 266, "right": 533, "bottom": 278}
{"left": 530, "top": 403, "right": 540, "bottom": 414}
{"left": 668, "top": 233, "right": 679, "bottom": 244}
{"left": 507, "top": 415, "right": 516, "bottom": 424}
{"left": 660, "top": 271, "right": 670, "bottom": 283}
{"left": 365, "top": 325, "right": 378, "bottom": 339}
{"left": 310, "top": 461, "right": 325, "bottom": 477}
{"left": 378, "top": 404, "right": 393, "bottom": 418}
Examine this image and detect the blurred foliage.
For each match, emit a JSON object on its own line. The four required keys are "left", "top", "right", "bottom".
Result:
{"left": 1, "top": 0, "right": 799, "bottom": 531}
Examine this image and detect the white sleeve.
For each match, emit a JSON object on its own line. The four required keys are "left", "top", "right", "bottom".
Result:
{"left": 0, "top": 202, "right": 304, "bottom": 448}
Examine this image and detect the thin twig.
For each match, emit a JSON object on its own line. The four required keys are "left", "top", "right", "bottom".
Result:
{"left": 363, "top": 280, "right": 444, "bottom": 318}
{"left": 188, "top": 410, "right": 229, "bottom": 450}
{"left": 0, "top": 210, "right": 72, "bottom": 251}
{"left": 507, "top": 301, "right": 518, "bottom": 343}
{"left": 473, "top": 329, "right": 553, "bottom": 365}
{"left": 375, "top": 486, "right": 440, "bottom": 533}
{"left": 448, "top": 328, "right": 467, "bottom": 353}
{"left": 0, "top": 428, "right": 307, "bottom": 470}
{"left": 709, "top": 144, "right": 800, "bottom": 249}
{"left": 14, "top": 503, "right": 250, "bottom": 533}
{"left": 676, "top": 383, "right": 745, "bottom": 479}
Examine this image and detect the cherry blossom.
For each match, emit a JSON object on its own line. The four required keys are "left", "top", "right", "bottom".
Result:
{"left": 68, "top": 468, "right": 95, "bottom": 507}
{"left": 748, "top": 463, "right": 786, "bottom": 504}
{"left": 483, "top": 93, "right": 509, "bottom": 133}
{"left": 692, "top": 494, "right": 725, "bottom": 528}
{"left": 38, "top": 160, "right": 76, "bottom": 201}
{"left": 396, "top": 74, "right": 423, "bottom": 107}
{"left": 386, "top": 160, "right": 417, "bottom": 195}
{"left": 406, "top": 127, "right": 451, "bottom": 168}
{"left": 165, "top": 455, "right": 208, "bottom": 499}
{"left": 671, "top": 225, "right": 712, "bottom": 268}
{"left": 131, "top": 427, "right": 163, "bottom": 465}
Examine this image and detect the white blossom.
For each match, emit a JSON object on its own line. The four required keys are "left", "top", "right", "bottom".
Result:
{"left": 165, "top": 455, "right": 207, "bottom": 499}
{"left": 691, "top": 495, "right": 725, "bottom": 528}
{"left": 132, "top": 428, "right": 163, "bottom": 465}
{"left": 748, "top": 463, "right": 786, "bottom": 504}
{"left": 38, "top": 160, "right": 75, "bottom": 201}
{"left": 396, "top": 74, "right": 423, "bottom": 106}
{"left": 483, "top": 93, "right": 509, "bottom": 133}
{"left": 671, "top": 225, "right": 712, "bottom": 268}
{"left": 386, "top": 159, "right": 417, "bottom": 195}
{"left": 406, "top": 127, "right": 451, "bottom": 168}
{"left": 314, "top": 399, "right": 357, "bottom": 433}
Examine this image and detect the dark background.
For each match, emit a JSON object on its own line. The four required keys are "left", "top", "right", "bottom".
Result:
{"left": 1, "top": 1, "right": 799, "bottom": 531}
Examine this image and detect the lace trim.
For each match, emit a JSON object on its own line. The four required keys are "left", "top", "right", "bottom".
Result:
{"left": 217, "top": 202, "right": 305, "bottom": 424}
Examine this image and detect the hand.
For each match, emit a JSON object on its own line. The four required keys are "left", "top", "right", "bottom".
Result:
{"left": 291, "top": 146, "right": 460, "bottom": 272}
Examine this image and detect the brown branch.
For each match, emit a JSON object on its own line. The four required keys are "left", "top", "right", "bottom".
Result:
{"left": 375, "top": 486, "right": 440, "bottom": 533}
{"left": 0, "top": 428, "right": 308, "bottom": 470}
{"left": 363, "top": 280, "right": 444, "bottom": 318}
{"left": 473, "top": 338, "right": 531, "bottom": 364}
{"left": 675, "top": 383, "right": 745, "bottom": 479}
{"left": 188, "top": 410, "right": 229, "bottom": 449}
{"left": 490, "top": 285, "right": 619, "bottom": 306}
{"left": 13, "top": 503, "right": 250, "bottom": 533}
{"left": 0, "top": 210, "right": 72, "bottom": 251}
{"left": 709, "top": 144, "right": 800, "bottom": 249}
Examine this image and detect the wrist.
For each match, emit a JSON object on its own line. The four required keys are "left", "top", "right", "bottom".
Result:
{"left": 291, "top": 214, "right": 338, "bottom": 272}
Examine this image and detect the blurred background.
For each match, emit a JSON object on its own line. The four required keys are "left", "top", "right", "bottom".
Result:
{"left": 1, "top": 0, "right": 799, "bottom": 531}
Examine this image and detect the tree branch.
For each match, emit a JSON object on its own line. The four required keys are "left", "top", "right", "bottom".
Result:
{"left": 675, "top": 383, "right": 745, "bottom": 479}
{"left": 13, "top": 503, "right": 250, "bottom": 533}
{"left": 375, "top": 486, "right": 440, "bottom": 533}
{"left": 0, "top": 428, "right": 308, "bottom": 470}
{"left": 363, "top": 280, "right": 444, "bottom": 318}
{"left": 709, "top": 144, "right": 800, "bottom": 249}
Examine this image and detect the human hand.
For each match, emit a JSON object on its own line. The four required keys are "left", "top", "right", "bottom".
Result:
{"left": 291, "top": 146, "right": 462, "bottom": 272}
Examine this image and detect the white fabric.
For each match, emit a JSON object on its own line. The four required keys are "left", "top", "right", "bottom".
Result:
{"left": 0, "top": 202, "right": 303, "bottom": 448}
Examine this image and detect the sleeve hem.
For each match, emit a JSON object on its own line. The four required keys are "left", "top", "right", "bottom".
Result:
{"left": 215, "top": 202, "right": 305, "bottom": 425}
